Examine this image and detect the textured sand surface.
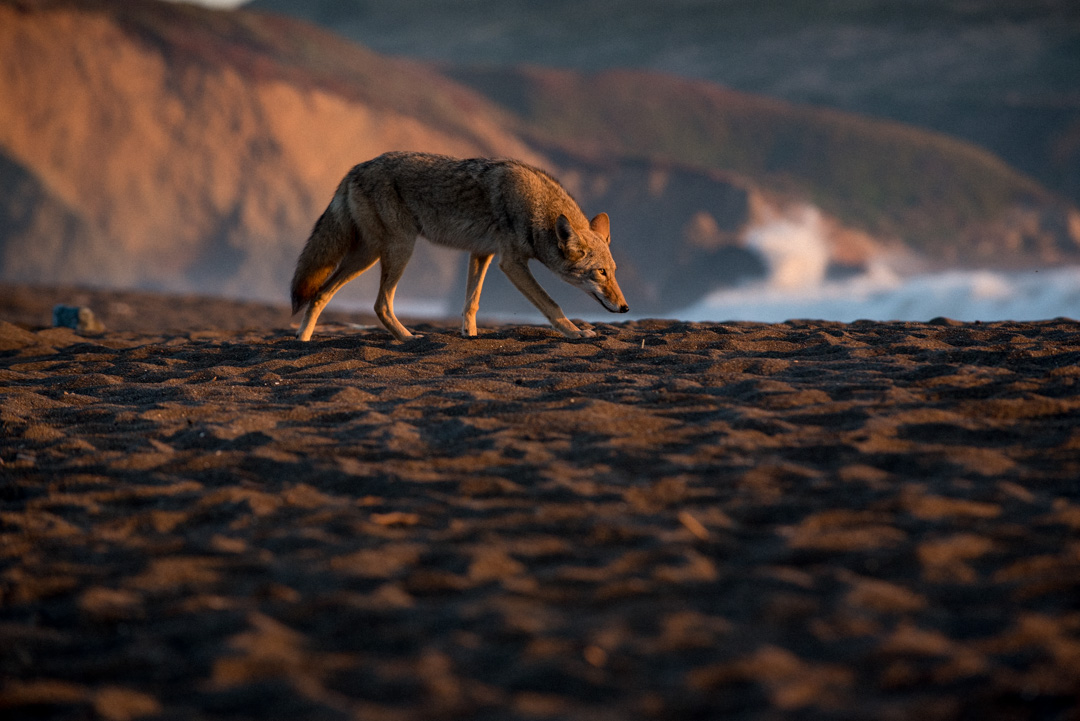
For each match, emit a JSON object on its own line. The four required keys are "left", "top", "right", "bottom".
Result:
{"left": 2, "top": 286, "right": 1080, "bottom": 720}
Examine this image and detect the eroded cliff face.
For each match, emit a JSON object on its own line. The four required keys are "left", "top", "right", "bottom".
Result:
{"left": 0, "top": 1, "right": 543, "bottom": 303}
{"left": 0, "top": 149, "right": 111, "bottom": 284}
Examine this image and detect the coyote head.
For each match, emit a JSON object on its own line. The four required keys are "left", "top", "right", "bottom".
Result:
{"left": 553, "top": 212, "right": 630, "bottom": 314}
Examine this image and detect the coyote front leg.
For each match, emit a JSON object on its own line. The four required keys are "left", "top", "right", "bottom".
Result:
{"left": 498, "top": 255, "right": 595, "bottom": 338}
{"left": 461, "top": 253, "right": 494, "bottom": 337}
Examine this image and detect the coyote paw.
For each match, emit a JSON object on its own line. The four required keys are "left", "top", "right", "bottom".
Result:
{"left": 566, "top": 328, "right": 597, "bottom": 339}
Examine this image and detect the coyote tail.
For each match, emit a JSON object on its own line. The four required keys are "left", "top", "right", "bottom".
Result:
{"left": 290, "top": 195, "right": 354, "bottom": 314}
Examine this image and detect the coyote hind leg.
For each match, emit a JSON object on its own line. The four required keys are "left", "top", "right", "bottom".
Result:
{"left": 374, "top": 237, "right": 419, "bottom": 341}
{"left": 296, "top": 247, "right": 378, "bottom": 341}
{"left": 461, "top": 252, "right": 494, "bottom": 337}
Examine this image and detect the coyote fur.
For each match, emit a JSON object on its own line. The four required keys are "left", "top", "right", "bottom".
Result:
{"left": 290, "top": 152, "right": 629, "bottom": 341}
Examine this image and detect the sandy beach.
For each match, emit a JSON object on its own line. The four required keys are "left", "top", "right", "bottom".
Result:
{"left": 2, "top": 284, "right": 1080, "bottom": 720}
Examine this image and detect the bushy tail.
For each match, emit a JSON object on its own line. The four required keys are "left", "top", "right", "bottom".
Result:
{"left": 290, "top": 195, "right": 354, "bottom": 314}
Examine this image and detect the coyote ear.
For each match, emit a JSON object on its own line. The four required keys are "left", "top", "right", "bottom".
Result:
{"left": 590, "top": 212, "right": 610, "bottom": 243}
{"left": 556, "top": 214, "right": 574, "bottom": 243}
{"left": 556, "top": 215, "right": 585, "bottom": 261}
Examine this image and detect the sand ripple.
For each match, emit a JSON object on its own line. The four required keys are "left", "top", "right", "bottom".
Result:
{"left": 2, "top": 293, "right": 1080, "bottom": 719}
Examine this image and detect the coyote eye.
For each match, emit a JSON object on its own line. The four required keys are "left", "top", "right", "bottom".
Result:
{"left": 596, "top": 269, "right": 607, "bottom": 278}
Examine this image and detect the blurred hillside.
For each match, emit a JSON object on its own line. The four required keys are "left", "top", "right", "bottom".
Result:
{"left": 1, "top": 0, "right": 1078, "bottom": 318}
{"left": 0, "top": 0, "right": 539, "bottom": 305}
{"left": 251, "top": 0, "right": 1080, "bottom": 210}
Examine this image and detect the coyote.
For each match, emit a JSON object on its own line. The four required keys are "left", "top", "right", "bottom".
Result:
{"left": 290, "top": 152, "right": 629, "bottom": 341}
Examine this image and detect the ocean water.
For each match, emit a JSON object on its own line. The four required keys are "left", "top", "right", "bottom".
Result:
{"left": 674, "top": 208, "right": 1080, "bottom": 323}
{"left": 674, "top": 264, "right": 1080, "bottom": 323}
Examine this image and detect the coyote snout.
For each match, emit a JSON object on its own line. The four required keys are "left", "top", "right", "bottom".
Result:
{"left": 595, "top": 291, "right": 631, "bottom": 314}
{"left": 290, "top": 152, "right": 629, "bottom": 341}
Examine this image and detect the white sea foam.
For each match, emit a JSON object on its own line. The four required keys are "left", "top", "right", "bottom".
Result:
{"left": 743, "top": 205, "right": 830, "bottom": 292}
{"left": 671, "top": 203, "right": 1080, "bottom": 323}
{"left": 675, "top": 264, "right": 1080, "bottom": 323}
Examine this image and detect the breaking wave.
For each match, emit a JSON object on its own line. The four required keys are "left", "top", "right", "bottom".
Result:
{"left": 675, "top": 209, "right": 1080, "bottom": 323}
{"left": 675, "top": 265, "right": 1080, "bottom": 323}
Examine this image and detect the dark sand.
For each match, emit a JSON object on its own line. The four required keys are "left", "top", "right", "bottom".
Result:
{"left": 2, "top": 284, "right": 1080, "bottom": 720}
